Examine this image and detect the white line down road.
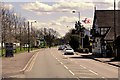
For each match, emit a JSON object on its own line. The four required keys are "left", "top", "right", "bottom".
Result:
{"left": 23, "top": 48, "right": 118, "bottom": 79}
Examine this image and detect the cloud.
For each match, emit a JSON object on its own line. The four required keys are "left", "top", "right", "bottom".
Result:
{"left": 53, "top": 2, "right": 94, "bottom": 10}
{"left": 3, "top": 4, "right": 13, "bottom": 10}
{"left": 21, "top": 1, "right": 94, "bottom": 15}
{"left": 27, "top": 19, "right": 37, "bottom": 22}
{"left": 22, "top": 1, "right": 53, "bottom": 12}
{"left": 57, "top": 16, "right": 78, "bottom": 23}
{"left": 29, "top": 16, "right": 93, "bottom": 36}
{"left": 107, "top": 7, "right": 114, "bottom": 10}
{"left": 104, "top": 0, "right": 114, "bottom": 3}
{"left": 50, "top": 21, "right": 62, "bottom": 26}
{"left": 29, "top": 18, "right": 74, "bottom": 36}
{"left": 1, "top": 0, "right": 115, "bottom": 3}
{"left": 93, "top": 0, "right": 120, "bottom": 10}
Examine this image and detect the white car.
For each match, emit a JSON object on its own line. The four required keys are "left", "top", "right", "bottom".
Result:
{"left": 64, "top": 48, "right": 74, "bottom": 55}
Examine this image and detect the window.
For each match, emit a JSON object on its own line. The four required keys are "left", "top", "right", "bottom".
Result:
{"left": 100, "top": 27, "right": 109, "bottom": 35}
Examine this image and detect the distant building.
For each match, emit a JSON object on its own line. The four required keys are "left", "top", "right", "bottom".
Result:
{"left": 84, "top": 28, "right": 92, "bottom": 37}
{"left": 83, "top": 28, "right": 92, "bottom": 52}
{"left": 91, "top": 10, "right": 120, "bottom": 57}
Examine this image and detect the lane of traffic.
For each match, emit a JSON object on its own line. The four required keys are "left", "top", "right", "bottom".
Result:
{"left": 52, "top": 48, "right": 101, "bottom": 78}
{"left": 25, "top": 48, "right": 76, "bottom": 78}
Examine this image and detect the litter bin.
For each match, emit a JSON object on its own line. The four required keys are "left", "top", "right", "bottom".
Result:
{"left": 5, "top": 43, "right": 14, "bottom": 57}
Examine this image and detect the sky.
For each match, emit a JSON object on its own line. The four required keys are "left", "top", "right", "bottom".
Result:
{"left": 1, "top": 0, "right": 120, "bottom": 37}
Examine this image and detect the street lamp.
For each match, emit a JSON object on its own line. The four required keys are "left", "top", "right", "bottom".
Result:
{"left": 27, "top": 20, "right": 37, "bottom": 52}
{"left": 28, "top": 21, "right": 30, "bottom": 52}
{"left": 72, "top": 10, "right": 83, "bottom": 49}
{"left": 113, "top": 0, "right": 117, "bottom": 59}
{"left": 31, "top": 21, "right": 37, "bottom": 50}
{"left": 13, "top": 13, "right": 18, "bottom": 53}
{"left": 72, "top": 10, "right": 80, "bottom": 21}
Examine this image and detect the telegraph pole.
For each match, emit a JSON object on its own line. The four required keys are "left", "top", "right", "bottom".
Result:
{"left": 1, "top": 9, "right": 4, "bottom": 56}
{"left": 20, "top": 23, "right": 22, "bottom": 51}
{"left": 114, "top": 0, "right": 116, "bottom": 43}
{"left": 72, "top": 11, "right": 83, "bottom": 49}
{"left": 28, "top": 21, "right": 30, "bottom": 52}
{"left": 30, "top": 21, "right": 36, "bottom": 50}
{"left": 114, "top": 0, "right": 117, "bottom": 58}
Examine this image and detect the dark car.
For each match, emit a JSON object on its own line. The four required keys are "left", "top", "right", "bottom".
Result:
{"left": 58, "top": 46, "right": 65, "bottom": 50}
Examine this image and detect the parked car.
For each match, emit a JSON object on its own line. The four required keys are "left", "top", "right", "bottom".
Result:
{"left": 58, "top": 45, "right": 65, "bottom": 50}
{"left": 64, "top": 47, "right": 74, "bottom": 55}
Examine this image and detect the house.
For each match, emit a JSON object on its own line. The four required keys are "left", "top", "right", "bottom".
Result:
{"left": 84, "top": 28, "right": 92, "bottom": 37}
{"left": 83, "top": 28, "right": 92, "bottom": 52}
{"left": 91, "top": 10, "right": 120, "bottom": 57}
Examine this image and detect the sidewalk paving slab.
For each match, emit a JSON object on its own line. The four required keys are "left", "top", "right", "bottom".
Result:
{"left": 76, "top": 52, "right": 120, "bottom": 68}
{"left": 92, "top": 58, "right": 119, "bottom": 67}
{"left": 2, "top": 49, "right": 40, "bottom": 77}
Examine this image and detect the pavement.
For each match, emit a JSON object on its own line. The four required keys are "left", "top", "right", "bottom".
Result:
{"left": 2, "top": 49, "right": 40, "bottom": 78}
{"left": 76, "top": 52, "right": 120, "bottom": 68}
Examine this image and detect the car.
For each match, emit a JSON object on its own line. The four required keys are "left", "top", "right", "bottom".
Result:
{"left": 64, "top": 47, "right": 74, "bottom": 55}
{"left": 58, "top": 45, "right": 65, "bottom": 50}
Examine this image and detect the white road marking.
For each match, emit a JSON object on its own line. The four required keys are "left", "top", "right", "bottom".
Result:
{"left": 51, "top": 49, "right": 110, "bottom": 79}
{"left": 75, "top": 72, "right": 96, "bottom": 75}
{"left": 50, "top": 50, "right": 77, "bottom": 76}
{"left": 69, "top": 70, "right": 75, "bottom": 75}
{"left": 20, "top": 52, "right": 36, "bottom": 72}
{"left": 64, "top": 65, "right": 68, "bottom": 69}
{"left": 89, "top": 70, "right": 98, "bottom": 75}
{"left": 60, "top": 62, "right": 63, "bottom": 64}
{"left": 26, "top": 52, "right": 39, "bottom": 72}
{"left": 79, "top": 65, "right": 87, "bottom": 69}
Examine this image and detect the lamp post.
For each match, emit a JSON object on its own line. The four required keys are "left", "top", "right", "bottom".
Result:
{"left": 13, "top": 13, "right": 18, "bottom": 53}
{"left": 19, "top": 23, "right": 22, "bottom": 51}
{"left": 23, "top": 21, "right": 26, "bottom": 50}
{"left": 72, "top": 11, "right": 80, "bottom": 21}
{"left": 30, "top": 21, "right": 37, "bottom": 50}
{"left": 72, "top": 10, "right": 83, "bottom": 49}
{"left": 28, "top": 21, "right": 30, "bottom": 52}
{"left": 114, "top": 0, "right": 117, "bottom": 59}
{"left": 27, "top": 20, "right": 37, "bottom": 52}
{"left": 1, "top": 9, "right": 5, "bottom": 56}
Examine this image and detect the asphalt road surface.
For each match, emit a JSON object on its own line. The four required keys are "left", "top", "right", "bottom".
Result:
{"left": 23, "top": 47, "right": 118, "bottom": 79}
{"left": 25, "top": 48, "right": 76, "bottom": 78}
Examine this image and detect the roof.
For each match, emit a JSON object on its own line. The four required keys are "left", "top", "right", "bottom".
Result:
{"left": 93, "top": 10, "right": 120, "bottom": 40}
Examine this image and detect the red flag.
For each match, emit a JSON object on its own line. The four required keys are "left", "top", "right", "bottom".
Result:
{"left": 82, "top": 18, "right": 90, "bottom": 24}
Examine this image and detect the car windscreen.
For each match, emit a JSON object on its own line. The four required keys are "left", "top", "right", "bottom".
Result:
{"left": 66, "top": 48, "right": 72, "bottom": 50}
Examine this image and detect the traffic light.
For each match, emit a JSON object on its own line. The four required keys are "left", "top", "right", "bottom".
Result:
{"left": 78, "top": 21, "right": 82, "bottom": 30}
{"left": 81, "top": 32, "right": 84, "bottom": 38}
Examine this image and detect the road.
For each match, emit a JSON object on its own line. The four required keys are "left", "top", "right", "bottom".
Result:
{"left": 25, "top": 48, "right": 76, "bottom": 78}
{"left": 24, "top": 47, "right": 118, "bottom": 79}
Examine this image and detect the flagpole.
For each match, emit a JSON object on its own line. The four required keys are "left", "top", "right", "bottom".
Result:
{"left": 114, "top": 0, "right": 117, "bottom": 58}
{"left": 114, "top": 0, "right": 116, "bottom": 41}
